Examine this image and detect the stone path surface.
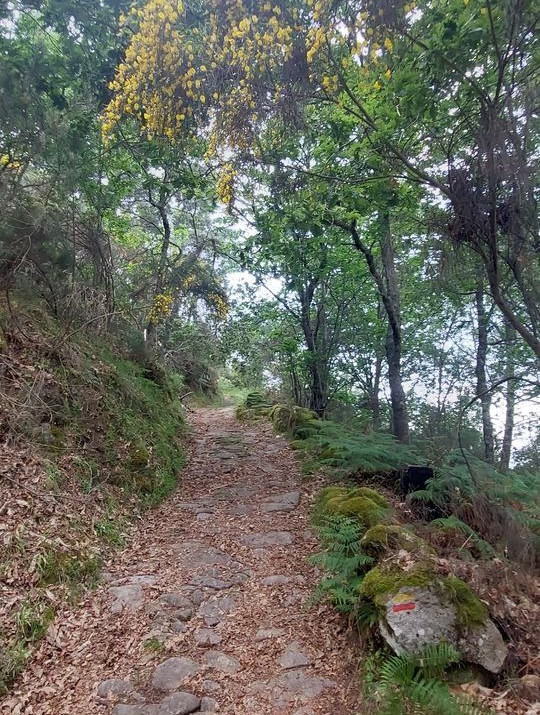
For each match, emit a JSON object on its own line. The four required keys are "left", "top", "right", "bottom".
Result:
{"left": 2, "top": 408, "right": 362, "bottom": 715}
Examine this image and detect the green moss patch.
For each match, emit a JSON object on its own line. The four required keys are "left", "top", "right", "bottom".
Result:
{"left": 440, "top": 576, "right": 488, "bottom": 628}
{"left": 360, "top": 524, "right": 434, "bottom": 558}
{"left": 326, "top": 494, "right": 390, "bottom": 529}
{"left": 359, "top": 564, "right": 434, "bottom": 606}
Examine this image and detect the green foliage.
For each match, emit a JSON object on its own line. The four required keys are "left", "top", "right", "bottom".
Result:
{"left": 143, "top": 637, "right": 165, "bottom": 653}
{"left": 0, "top": 642, "right": 28, "bottom": 697}
{"left": 290, "top": 418, "right": 419, "bottom": 477}
{"left": 15, "top": 598, "right": 55, "bottom": 643}
{"left": 409, "top": 452, "right": 539, "bottom": 564}
{"left": 93, "top": 518, "right": 127, "bottom": 547}
{"left": 430, "top": 516, "right": 495, "bottom": 560}
{"left": 268, "top": 403, "right": 320, "bottom": 436}
{"left": 309, "top": 514, "right": 373, "bottom": 614}
{"left": 34, "top": 547, "right": 101, "bottom": 589}
{"left": 372, "top": 644, "right": 484, "bottom": 715}
{"left": 442, "top": 577, "right": 488, "bottom": 629}
{"left": 0, "top": 597, "right": 55, "bottom": 695}
{"left": 100, "top": 349, "right": 186, "bottom": 504}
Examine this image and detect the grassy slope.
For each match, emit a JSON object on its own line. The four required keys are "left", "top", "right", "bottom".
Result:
{"left": 0, "top": 297, "right": 186, "bottom": 693}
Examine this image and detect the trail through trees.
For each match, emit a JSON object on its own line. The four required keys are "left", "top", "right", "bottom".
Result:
{"left": 2, "top": 409, "right": 362, "bottom": 715}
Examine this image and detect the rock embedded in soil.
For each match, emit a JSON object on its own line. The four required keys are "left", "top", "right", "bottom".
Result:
{"left": 205, "top": 650, "right": 241, "bottom": 674}
{"left": 458, "top": 619, "right": 508, "bottom": 674}
{"left": 151, "top": 657, "right": 201, "bottom": 692}
{"left": 278, "top": 642, "right": 312, "bottom": 669}
{"left": 194, "top": 628, "right": 223, "bottom": 646}
{"left": 172, "top": 541, "right": 241, "bottom": 569}
{"left": 199, "top": 595, "right": 237, "bottom": 626}
{"left": 157, "top": 692, "right": 200, "bottom": 715}
{"left": 108, "top": 584, "right": 145, "bottom": 613}
{"left": 190, "top": 570, "right": 233, "bottom": 590}
{"left": 159, "top": 593, "right": 193, "bottom": 609}
{"left": 254, "top": 627, "right": 285, "bottom": 641}
{"left": 240, "top": 531, "right": 294, "bottom": 548}
{"left": 96, "top": 678, "right": 135, "bottom": 699}
{"left": 199, "top": 696, "right": 219, "bottom": 711}
{"left": 247, "top": 670, "right": 336, "bottom": 708}
{"left": 112, "top": 706, "right": 159, "bottom": 715}
{"left": 201, "top": 680, "right": 222, "bottom": 694}
{"left": 261, "top": 491, "right": 301, "bottom": 513}
{"left": 260, "top": 574, "right": 306, "bottom": 586}
{"left": 380, "top": 586, "right": 507, "bottom": 673}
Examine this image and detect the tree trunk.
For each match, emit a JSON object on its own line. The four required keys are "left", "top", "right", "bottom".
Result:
{"left": 380, "top": 213, "right": 410, "bottom": 443}
{"left": 145, "top": 192, "right": 172, "bottom": 348}
{"left": 370, "top": 351, "right": 383, "bottom": 429}
{"left": 299, "top": 282, "right": 330, "bottom": 417}
{"left": 475, "top": 276, "right": 495, "bottom": 463}
{"left": 500, "top": 320, "right": 516, "bottom": 471}
{"left": 333, "top": 213, "right": 409, "bottom": 441}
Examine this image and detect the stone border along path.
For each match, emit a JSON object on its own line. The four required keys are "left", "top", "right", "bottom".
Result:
{"left": 2, "top": 408, "right": 363, "bottom": 715}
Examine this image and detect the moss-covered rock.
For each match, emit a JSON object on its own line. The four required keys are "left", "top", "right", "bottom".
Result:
{"left": 360, "top": 524, "right": 434, "bottom": 558}
{"left": 347, "top": 487, "right": 390, "bottom": 509}
{"left": 359, "top": 564, "right": 433, "bottom": 605}
{"left": 318, "top": 486, "right": 349, "bottom": 503}
{"left": 269, "top": 404, "right": 319, "bottom": 436}
{"left": 441, "top": 576, "right": 488, "bottom": 628}
{"left": 128, "top": 441, "right": 150, "bottom": 469}
{"left": 326, "top": 495, "right": 390, "bottom": 528}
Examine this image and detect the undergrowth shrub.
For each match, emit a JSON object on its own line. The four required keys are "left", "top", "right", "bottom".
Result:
{"left": 308, "top": 514, "right": 374, "bottom": 615}
{"left": 235, "top": 391, "right": 273, "bottom": 420}
{"left": 310, "top": 484, "right": 492, "bottom": 714}
{"left": 409, "top": 451, "right": 539, "bottom": 566}
{"left": 367, "top": 644, "right": 485, "bottom": 715}
{"left": 291, "top": 419, "right": 419, "bottom": 477}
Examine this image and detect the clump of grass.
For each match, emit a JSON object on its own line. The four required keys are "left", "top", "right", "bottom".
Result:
{"left": 94, "top": 517, "right": 127, "bottom": 547}
{"left": 33, "top": 545, "right": 101, "bottom": 589}
{"left": 15, "top": 597, "right": 55, "bottom": 642}
{"left": 143, "top": 637, "right": 165, "bottom": 653}
{"left": 0, "top": 642, "right": 28, "bottom": 696}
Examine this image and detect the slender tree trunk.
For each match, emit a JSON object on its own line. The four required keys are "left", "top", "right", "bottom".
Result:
{"left": 299, "top": 284, "right": 330, "bottom": 417}
{"left": 370, "top": 352, "right": 383, "bottom": 429}
{"left": 146, "top": 193, "right": 172, "bottom": 347}
{"left": 475, "top": 275, "right": 495, "bottom": 462}
{"left": 380, "top": 213, "right": 410, "bottom": 443}
{"left": 500, "top": 320, "right": 516, "bottom": 471}
{"left": 333, "top": 213, "right": 409, "bottom": 441}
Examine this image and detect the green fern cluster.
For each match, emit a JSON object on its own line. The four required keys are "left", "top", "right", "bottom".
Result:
{"left": 409, "top": 451, "right": 539, "bottom": 564}
{"left": 371, "top": 644, "right": 486, "bottom": 715}
{"left": 430, "top": 516, "right": 495, "bottom": 559}
{"left": 308, "top": 514, "right": 374, "bottom": 613}
{"left": 292, "top": 419, "right": 418, "bottom": 477}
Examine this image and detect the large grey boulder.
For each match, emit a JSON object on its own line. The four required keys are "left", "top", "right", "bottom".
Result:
{"left": 380, "top": 586, "right": 507, "bottom": 673}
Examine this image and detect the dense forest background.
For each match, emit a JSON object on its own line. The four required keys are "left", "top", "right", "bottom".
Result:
{"left": 2, "top": 0, "right": 538, "bottom": 463}
{"left": 0, "top": 0, "right": 539, "bottom": 704}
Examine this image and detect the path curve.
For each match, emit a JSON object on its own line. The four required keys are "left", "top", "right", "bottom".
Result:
{"left": 2, "top": 408, "right": 362, "bottom": 715}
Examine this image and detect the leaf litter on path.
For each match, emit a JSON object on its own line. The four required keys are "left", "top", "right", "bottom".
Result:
{"left": 2, "top": 408, "right": 363, "bottom": 715}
